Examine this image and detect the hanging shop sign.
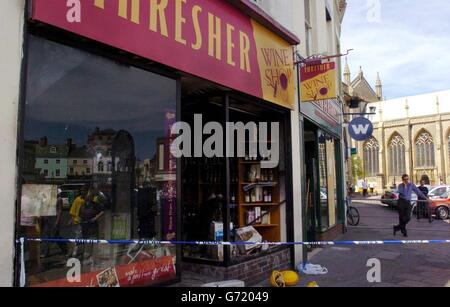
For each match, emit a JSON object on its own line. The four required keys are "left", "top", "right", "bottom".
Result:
{"left": 348, "top": 117, "right": 374, "bottom": 141}
{"left": 31, "top": 0, "right": 296, "bottom": 109}
{"left": 300, "top": 62, "right": 337, "bottom": 102}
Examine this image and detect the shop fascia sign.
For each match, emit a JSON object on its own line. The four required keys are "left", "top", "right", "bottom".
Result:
{"left": 31, "top": 0, "right": 296, "bottom": 109}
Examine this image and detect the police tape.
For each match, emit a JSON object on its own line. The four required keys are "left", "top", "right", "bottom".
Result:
{"left": 17, "top": 237, "right": 450, "bottom": 246}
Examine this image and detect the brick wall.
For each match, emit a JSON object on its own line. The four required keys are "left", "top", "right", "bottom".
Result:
{"left": 182, "top": 248, "right": 291, "bottom": 286}
{"left": 317, "top": 224, "right": 344, "bottom": 241}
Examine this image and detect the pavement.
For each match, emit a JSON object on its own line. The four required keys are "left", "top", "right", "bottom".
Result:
{"left": 174, "top": 199, "right": 450, "bottom": 287}
{"left": 257, "top": 199, "right": 450, "bottom": 287}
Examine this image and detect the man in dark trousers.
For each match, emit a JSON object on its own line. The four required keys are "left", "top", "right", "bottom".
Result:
{"left": 394, "top": 174, "right": 428, "bottom": 237}
{"left": 417, "top": 180, "right": 429, "bottom": 219}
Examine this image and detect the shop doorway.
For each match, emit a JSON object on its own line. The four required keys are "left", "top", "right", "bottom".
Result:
{"left": 304, "top": 122, "right": 318, "bottom": 243}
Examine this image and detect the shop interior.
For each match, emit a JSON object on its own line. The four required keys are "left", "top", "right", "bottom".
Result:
{"left": 303, "top": 118, "right": 341, "bottom": 243}
{"left": 180, "top": 77, "right": 289, "bottom": 265}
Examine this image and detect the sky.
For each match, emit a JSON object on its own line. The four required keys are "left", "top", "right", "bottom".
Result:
{"left": 341, "top": 0, "right": 450, "bottom": 99}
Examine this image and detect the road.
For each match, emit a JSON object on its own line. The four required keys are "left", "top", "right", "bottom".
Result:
{"left": 284, "top": 200, "right": 450, "bottom": 287}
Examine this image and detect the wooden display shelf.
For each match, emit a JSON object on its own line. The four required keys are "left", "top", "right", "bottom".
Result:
{"left": 240, "top": 182, "right": 277, "bottom": 185}
{"left": 237, "top": 157, "right": 280, "bottom": 243}
{"left": 252, "top": 224, "right": 279, "bottom": 228}
{"left": 240, "top": 203, "right": 279, "bottom": 207}
{"left": 239, "top": 161, "right": 270, "bottom": 164}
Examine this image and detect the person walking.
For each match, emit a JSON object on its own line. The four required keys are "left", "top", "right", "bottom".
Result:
{"left": 362, "top": 180, "right": 368, "bottom": 197}
{"left": 369, "top": 182, "right": 375, "bottom": 195}
{"left": 394, "top": 174, "right": 428, "bottom": 237}
{"left": 417, "top": 180, "right": 429, "bottom": 219}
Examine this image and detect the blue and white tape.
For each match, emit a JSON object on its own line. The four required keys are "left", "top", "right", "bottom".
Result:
{"left": 17, "top": 237, "right": 450, "bottom": 246}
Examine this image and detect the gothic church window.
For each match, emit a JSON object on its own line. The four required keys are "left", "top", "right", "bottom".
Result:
{"left": 388, "top": 134, "right": 406, "bottom": 176}
{"left": 364, "top": 137, "right": 380, "bottom": 176}
{"left": 415, "top": 131, "right": 435, "bottom": 168}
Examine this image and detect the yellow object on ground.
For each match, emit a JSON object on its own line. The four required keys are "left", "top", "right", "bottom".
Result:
{"left": 270, "top": 270, "right": 286, "bottom": 287}
{"left": 307, "top": 281, "right": 319, "bottom": 287}
{"left": 281, "top": 271, "right": 300, "bottom": 286}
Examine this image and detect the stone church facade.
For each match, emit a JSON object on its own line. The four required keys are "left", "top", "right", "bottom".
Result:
{"left": 360, "top": 90, "right": 450, "bottom": 192}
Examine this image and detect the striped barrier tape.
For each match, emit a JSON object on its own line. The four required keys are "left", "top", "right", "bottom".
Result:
{"left": 17, "top": 237, "right": 450, "bottom": 246}
{"left": 17, "top": 237, "right": 450, "bottom": 287}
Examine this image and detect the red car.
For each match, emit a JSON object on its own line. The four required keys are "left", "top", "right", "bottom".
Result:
{"left": 428, "top": 196, "right": 450, "bottom": 220}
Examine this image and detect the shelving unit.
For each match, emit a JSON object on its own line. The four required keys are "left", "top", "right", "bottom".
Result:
{"left": 236, "top": 158, "right": 281, "bottom": 243}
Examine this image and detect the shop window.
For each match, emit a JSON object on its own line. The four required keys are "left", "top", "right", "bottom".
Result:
{"left": 317, "top": 132, "right": 339, "bottom": 231}
{"left": 18, "top": 35, "right": 177, "bottom": 287}
{"left": 181, "top": 97, "right": 288, "bottom": 264}
{"left": 97, "top": 161, "right": 104, "bottom": 172}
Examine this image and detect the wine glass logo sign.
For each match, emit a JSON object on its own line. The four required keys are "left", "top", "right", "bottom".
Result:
{"left": 302, "top": 71, "right": 334, "bottom": 101}
{"left": 262, "top": 48, "right": 293, "bottom": 103}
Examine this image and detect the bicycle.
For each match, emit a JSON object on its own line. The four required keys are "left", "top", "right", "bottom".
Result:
{"left": 346, "top": 196, "right": 360, "bottom": 226}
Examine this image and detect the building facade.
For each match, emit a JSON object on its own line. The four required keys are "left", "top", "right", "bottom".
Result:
{"left": 257, "top": 0, "right": 348, "bottom": 245}
{"left": 360, "top": 90, "right": 450, "bottom": 191}
{"left": 342, "top": 62, "right": 382, "bottom": 187}
{"left": 0, "top": 0, "right": 348, "bottom": 286}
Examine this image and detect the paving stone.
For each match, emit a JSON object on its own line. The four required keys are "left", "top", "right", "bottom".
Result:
{"left": 397, "top": 280, "right": 431, "bottom": 287}
{"left": 373, "top": 251, "right": 402, "bottom": 260}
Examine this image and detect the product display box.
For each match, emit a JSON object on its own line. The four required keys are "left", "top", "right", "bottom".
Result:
{"left": 235, "top": 226, "right": 262, "bottom": 255}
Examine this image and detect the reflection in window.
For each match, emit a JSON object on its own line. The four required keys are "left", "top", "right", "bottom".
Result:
{"left": 19, "top": 35, "right": 177, "bottom": 287}
{"left": 318, "top": 132, "right": 329, "bottom": 231}
{"left": 97, "top": 161, "right": 104, "bottom": 172}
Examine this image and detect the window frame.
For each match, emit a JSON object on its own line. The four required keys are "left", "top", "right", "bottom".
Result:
{"left": 363, "top": 137, "right": 380, "bottom": 177}
{"left": 15, "top": 23, "right": 183, "bottom": 287}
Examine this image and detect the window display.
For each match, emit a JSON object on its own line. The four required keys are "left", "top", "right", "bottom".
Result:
{"left": 181, "top": 98, "right": 287, "bottom": 264}
{"left": 19, "top": 35, "right": 178, "bottom": 287}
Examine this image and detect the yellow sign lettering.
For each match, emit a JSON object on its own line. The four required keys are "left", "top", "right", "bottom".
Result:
{"left": 150, "top": 0, "right": 169, "bottom": 37}
{"left": 175, "top": 0, "right": 187, "bottom": 45}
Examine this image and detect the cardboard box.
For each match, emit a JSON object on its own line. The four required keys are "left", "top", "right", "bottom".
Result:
{"left": 235, "top": 226, "right": 262, "bottom": 255}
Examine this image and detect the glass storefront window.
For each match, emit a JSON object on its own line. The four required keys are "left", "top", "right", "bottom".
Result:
{"left": 19, "top": 35, "right": 178, "bottom": 287}
{"left": 318, "top": 132, "right": 329, "bottom": 231}
{"left": 317, "top": 131, "right": 338, "bottom": 231}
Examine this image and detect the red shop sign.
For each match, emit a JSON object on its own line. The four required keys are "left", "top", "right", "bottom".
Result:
{"left": 31, "top": 0, "right": 296, "bottom": 109}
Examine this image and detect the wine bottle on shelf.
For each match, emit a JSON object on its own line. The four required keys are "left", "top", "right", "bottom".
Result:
{"left": 268, "top": 170, "right": 274, "bottom": 182}
{"left": 263, "top": 189, "right": 268, "bottom": 203}
{"left": 268, "top": 190, "right": 272, "bottom": 203}
{"left": 245, "top": 191, "right": 250, "bottom": 203}
{"left": 251, "top": 190, "right": 256, "bottom": 203}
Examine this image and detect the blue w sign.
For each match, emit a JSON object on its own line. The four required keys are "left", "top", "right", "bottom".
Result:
{"left": 349, "top": 117, "right": 374, "bottom": 141}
